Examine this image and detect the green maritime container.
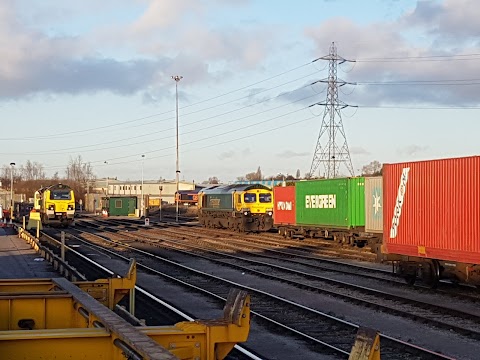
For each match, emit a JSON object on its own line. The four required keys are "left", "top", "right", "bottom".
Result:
{"left": 295, "top": 177, "right": 365, "bottom": 229}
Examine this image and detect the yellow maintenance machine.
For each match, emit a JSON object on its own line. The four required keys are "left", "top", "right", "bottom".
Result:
{"left": 0, "top": 259, "right": 250, "bottom": 360}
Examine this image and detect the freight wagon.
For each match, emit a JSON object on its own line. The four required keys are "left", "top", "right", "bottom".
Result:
{"left": 274, "top": 177, "right": 369, "bottom": 246}
{"left": 381, "top": 156, "right": 480, "bottom": 287}
{"left": 198, "top": 184, "right": 274, "bottom": 232}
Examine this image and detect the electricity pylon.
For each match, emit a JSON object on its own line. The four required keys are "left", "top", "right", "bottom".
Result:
{"left": 309, "top": 42, "right": 356, "bottom": 178}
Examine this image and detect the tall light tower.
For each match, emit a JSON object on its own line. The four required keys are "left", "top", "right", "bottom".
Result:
{"left": 309, "top": 42, "right": 356, "bottom": 179}
{"left": 9, "top": 162, "right": 15, "bottom": 220}
{"left": 141, "top": 154, "right": 145, "bottom": 217}
{"left": 172, "top": 75, "right": 183, "bottom": 223}
{"left": 104, "top": 161, "right": 109, "bottom": 195}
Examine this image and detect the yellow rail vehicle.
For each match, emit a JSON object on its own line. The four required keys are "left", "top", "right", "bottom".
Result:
{"left": 34, "top": 184, "right": 75, "bottom": 226}
{"left": 198, "top": 184, "right": 274, "bottom": 232}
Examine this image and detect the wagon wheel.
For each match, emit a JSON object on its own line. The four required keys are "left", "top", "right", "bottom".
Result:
{"left": 423, "top": 260, "right": 440, "bottom": 289}
{"left": 333, "top": 234, "right": 342, "bottom": 243}
{"left": 346, "top": 236, "right": 355, "bottom": 247}
{"left": 404, "top": 274, "right": 416, "bottom": 286}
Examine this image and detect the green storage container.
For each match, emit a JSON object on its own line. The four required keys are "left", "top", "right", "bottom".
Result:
{"left": 108, "top": 196, "right": 137, "bottom": 216}
{"left": 295, "top": 177, "right": 365, "bottom": 229}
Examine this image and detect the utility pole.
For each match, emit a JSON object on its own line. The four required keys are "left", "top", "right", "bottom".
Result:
{"left": 9, "top": 162, "right": 15, "bottom": 221}
{"left": 159, "top": 186, "right": 163, "bottom": 222}
{"left": 172, "top": 75, "right": 183, "bottom": 223}
{"left": 104, "top": 161, "right": 109, "bottom": 196}
{"left": 141, "top": 154, "right": 145, "bottom": 218}
{"left": 309, "top": 42, "right": 356, "bottom": 179}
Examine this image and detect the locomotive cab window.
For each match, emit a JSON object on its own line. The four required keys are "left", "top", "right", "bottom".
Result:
{"left": 115, "top": 200, "right": 122, "bottom": 208}
{"left": 244, "top": 193, "right": 256, "bottom": 203}
{"left": 259, "top": 193, "right": 272, "bottom": 203}
{"left": 50, "top": 191, "right": 71, "bottom": 200}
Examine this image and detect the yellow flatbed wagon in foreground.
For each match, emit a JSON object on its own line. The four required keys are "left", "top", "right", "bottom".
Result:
{"left": 0, "top": 261, "right": 250, "bottom": 360}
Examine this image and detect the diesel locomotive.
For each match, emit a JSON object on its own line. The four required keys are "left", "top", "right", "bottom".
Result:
{"left": 197, "top": 184, "right": 274, "bottom": 232}
{"left": 34, "top": 183, "right": 75, "bottom": 226}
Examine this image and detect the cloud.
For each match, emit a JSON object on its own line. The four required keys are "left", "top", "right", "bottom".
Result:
{"left": 0, "top": 57, "right": 175, "bottom": 99}
{"left": 398, "top": 144, "right": 428, "bottom": 156}
{"left": 349, "top": 146, "right": 370, "bottom": 155}
{"left": 131, "top": 0, "right": 202, "bottom": 33}
{"left": 403, "top": 0, "right": 480, "bottom": 42}
{"left": 276, "top": 150, "right": 309, "bottom": 158}
{"left": 303, "top": 15, "right": 480, "bottom": 107}
{"left": 218, "top": 150, "right": 235, "bottom": 160}
{"left": 0, "top": 0, "right": 276, "bottom": 100}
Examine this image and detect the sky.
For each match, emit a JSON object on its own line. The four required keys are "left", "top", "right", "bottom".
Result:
{"left": 1, "top": 0, "right": 479, "bottom": 183}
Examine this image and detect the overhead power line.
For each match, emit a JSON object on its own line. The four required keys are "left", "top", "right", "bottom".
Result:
{"left": 0, "top": 62, "right": 312, "bottom": 141}
{"left": 357, "top": 53, "right": 480, "bottom": 62}
{"left": 41, "top": 107, "right": 316, "bottom": 171}
{"left": 1, "top": 81, "right": 319, "bottom": 156}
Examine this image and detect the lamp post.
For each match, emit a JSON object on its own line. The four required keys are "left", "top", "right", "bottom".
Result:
{"left": 9, "top": 162, "right": 15, "bottom": 221}
{"left": 159, "top": 186, "right": 163, "bottom": 222}
{"left": 172, "top": 75, "right": 183, "bottom": 223}
{"left": 104, "top": 161, "right": 109, "bottom": 195}
{"left": 141, "top": 155, "right": 145, "bottom": 217}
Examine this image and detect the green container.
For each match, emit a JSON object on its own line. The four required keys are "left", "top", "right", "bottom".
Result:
{"left": 295, "top": 177, "right": 365, "bottom": 229}
{"left": 108, "top": 196, "right": 137, "bottom": 216}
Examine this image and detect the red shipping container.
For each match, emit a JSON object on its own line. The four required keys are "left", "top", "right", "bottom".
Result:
{"left": 273, "top": 186, "right": 296, "bottom": 225}
{"left": 383, "top": 156, "right": 480, "bottom": 264}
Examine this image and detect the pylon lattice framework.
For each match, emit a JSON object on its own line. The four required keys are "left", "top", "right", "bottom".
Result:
{"left": 309, "top": 42, "right": 355, "bottom": 179}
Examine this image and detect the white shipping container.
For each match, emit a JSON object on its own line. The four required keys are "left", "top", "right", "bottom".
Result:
{"left": 364, "top": 176, "right": 383, "bottom": 233}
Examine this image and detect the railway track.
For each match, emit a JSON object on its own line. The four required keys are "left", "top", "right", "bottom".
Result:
{"left": 40, "top": 224, "right": 464, "bottom": 359}
{"left": 72, "top": 220, "right": 480, "bottom": 340}
{"left": 36, "top": 227, "right": 261, "bottom": 360}
{"left": 101, "top": 217, "right": 480, "bottom": 301}
{"left": 93, "top": 216, "right": 378, "bottom": 263}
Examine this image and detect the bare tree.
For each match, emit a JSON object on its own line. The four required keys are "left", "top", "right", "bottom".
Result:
{"left": 65, "top": 155, "right": 96, "bottom": 204}
{"left": 361, "top": 160, "right": 382, "bottom": 176}
{"left": 0, "top": 165, "right": 21, "bottom": 189}
{"left": 20, "top": 160, "right": 46, "bottom": 180}
{"left": 66, "top": 155, "right": 95, "bottom": 185}
{"left": 296, "top": 169, "right": 301, "bottom": 179}
{"left": 208, "top": 176, "right": 219, "bottom": 184}
{"left": 245, "top": 166, "right": 262, "bottom": 181}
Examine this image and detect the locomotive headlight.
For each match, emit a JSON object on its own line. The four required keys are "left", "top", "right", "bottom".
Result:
{"left": 244, "top": 211, "right": 249, "bottom": 216}
{"left": 48, "top": 205, "right": 55, "bottom": 210}
{"left": 268, "top": 211, "right": 273, "bottom": 216}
